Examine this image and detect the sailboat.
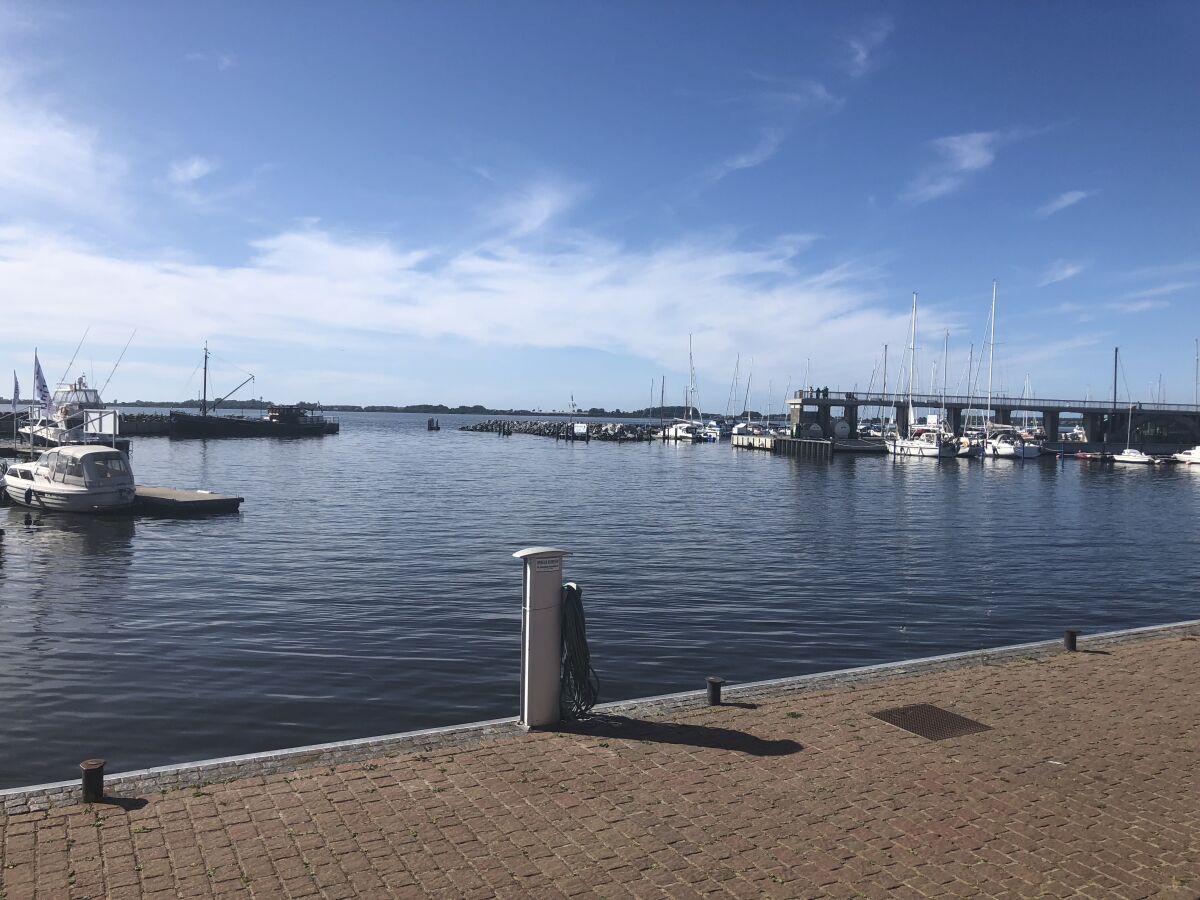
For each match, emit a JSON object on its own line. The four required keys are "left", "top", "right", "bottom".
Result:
{"left": 168, "top": 345, "right": 339, "bottom": 438}
{"left": 886, "top": 293, "right": 957, "bottom": 458}
{"left": 1113, "top": 401, "right": 1171, "bottom": 464}
{"left": 980, "top": 281, "right": 1040, "bottom": 460}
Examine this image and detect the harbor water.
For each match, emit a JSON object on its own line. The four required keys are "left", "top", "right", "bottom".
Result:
{"left": 1, "top": 411, "right": 1198, "bottom": 788}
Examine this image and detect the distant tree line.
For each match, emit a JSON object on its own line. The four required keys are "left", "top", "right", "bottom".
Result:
{"left": 71, "top": 399, "right": 774, "bottom": 419}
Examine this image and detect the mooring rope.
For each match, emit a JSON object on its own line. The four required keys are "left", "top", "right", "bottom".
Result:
{"left": 560, "top": 583, "right": 599, "bottom": 720}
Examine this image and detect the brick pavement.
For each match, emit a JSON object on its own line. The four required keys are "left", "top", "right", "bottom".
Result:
{"left": 2, "top": 634, "right": 1198, "bottom": 898}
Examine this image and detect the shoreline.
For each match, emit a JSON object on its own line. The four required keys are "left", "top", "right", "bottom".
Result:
{"left": 4, "top": 616, "right": 1197, "bottom": 815}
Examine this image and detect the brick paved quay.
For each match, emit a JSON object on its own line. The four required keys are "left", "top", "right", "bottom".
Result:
{"left": 2, "top": 628, "right": 1199, "bottom": 899}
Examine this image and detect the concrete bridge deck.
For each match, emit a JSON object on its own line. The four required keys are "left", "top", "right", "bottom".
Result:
{"left": 789, "top": 391, "right": 1200, "bottom": 442}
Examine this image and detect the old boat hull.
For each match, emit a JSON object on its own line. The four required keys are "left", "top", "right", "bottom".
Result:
{"left": 169, "top": 411, "right": 337, "bottom": 438}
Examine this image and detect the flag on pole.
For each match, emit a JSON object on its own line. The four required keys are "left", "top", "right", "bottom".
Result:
{"left": 34, "top": 353, "right": 55, "bottom": 417}
{"left": 10, "top": 371, "right": 16, "bottom": 412}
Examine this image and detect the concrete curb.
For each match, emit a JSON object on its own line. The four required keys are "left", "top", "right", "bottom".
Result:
{"left": 3, "top": 617, "right": 1197, "bottom": 815}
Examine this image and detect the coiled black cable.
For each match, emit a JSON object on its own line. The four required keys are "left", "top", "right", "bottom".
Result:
{"left": 560, "top": 583, "right": 599, "bottom": 720}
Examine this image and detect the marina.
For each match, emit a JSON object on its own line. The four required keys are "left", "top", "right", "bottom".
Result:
{"left": 2, "top": 410, "right": 1199, "bottom": 790}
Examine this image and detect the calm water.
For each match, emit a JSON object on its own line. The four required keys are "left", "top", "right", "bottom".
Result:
{"left": 2, "top": 412, "right": 1198, "bottom": 787}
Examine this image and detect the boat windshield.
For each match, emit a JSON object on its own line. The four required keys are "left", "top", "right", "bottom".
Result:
{"left": 83, "top": 452, "right": 132, "bottom": 485}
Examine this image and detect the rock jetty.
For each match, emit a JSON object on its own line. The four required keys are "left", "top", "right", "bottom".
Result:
{"left": 459, "top": 420, "right": 653, "bottom": 441}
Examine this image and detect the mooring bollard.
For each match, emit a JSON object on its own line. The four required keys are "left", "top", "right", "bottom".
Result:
{"left": 1064, "top": 629, "right": 1080, "bottom": 652}
{"left": 706, "top": 676, "right": 725, "bottom": 706}
{"left": 80, "top": 758, "right": 105, "bottom": 803}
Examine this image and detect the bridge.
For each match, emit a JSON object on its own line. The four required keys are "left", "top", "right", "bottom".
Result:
{"left": 787, "top": 390, "right": 1200, "bottom": 443}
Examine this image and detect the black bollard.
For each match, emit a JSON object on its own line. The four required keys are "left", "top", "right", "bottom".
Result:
{"left": 706, "top": 676, "right": 725, "bottom": 706}
{"left": 80, "top": 758, "right": 106, "bottom": 803}
{"left": 1064, "top": 629, "right": 1080, "bottom": 652}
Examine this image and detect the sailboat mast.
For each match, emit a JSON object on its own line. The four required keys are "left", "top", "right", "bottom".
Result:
{"left": 908, "top": 292, "right": 918, "bottom": 428}
{"left": 659, "top": 376, "right": 664, "bottom": 432}
{"left": 881, "top": 343, "right": 887, "bottom": 430}
{"left": 201, "top": 343, "right": 209, "bottom": 417}
{"left": 743, "top": 365, "right": 752, "bottom": 425}
{"left": 941, "top": 329, "right": 949, "bottom": 430}
{"left": 726, "top": 354, "right": 740, "bottom": 420}
{"left": 986, "top": 280, "right": 996, "bottom": 445}
{"left": 1111, "top": 346, "right": 1119, "bottom": 449}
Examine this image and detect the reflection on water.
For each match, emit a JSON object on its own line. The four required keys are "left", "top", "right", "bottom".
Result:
{"left": 1, "top": 412, "right": 1198, "bottom": 787}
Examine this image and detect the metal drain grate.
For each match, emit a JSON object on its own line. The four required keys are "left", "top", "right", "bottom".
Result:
{"left": 870, "top": 703, "right": 991, "bottom": 741}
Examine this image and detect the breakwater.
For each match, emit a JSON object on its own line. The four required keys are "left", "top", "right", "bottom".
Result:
{"left": 459, "top": 419, "right": 654, "bottom": 441}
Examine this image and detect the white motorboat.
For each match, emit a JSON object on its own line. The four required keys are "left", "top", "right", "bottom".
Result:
{"left": 18, "top": 416, "right": 70, "bottom": 446}
{"left": 18, "top": 375, "right": 112, "bottom": 446}
{"left": 987, "top": 431, "right": 1042, "bottom": 459}
{"left": 1113, "top": 448, "right": 1171, "bottom": 466}
{"left": 886, "top": 428, "right": 958, "bottom": 458}
{"left": 1172, "top": 446, "right": 1200, "bottom": 464}
{"left": 3, "top": 445, "right": 136, "bottom": 512}
{"left": 661, "top": 420, "right": 702, "bottom": 442}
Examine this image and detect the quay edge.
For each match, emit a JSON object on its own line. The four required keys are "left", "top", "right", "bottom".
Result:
{"left": 2, "top": 616, "right": 1198, "bottom": 814}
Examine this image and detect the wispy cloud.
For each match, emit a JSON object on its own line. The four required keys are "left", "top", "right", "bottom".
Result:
{"left": 168, "top": 156, "right": 215, "bottom": 185}
{"left": 901, "top": 131, "right": 1005, "bottom": 204}
{"left": 0, "top": 67, "right": 126, "bottom": 220}
{"left": 707, "top": 128, "right": 786, "bottom": 183}
{"left": 1035, "top": 189, "right": 1096, "bottom": 218}
{"left": 1121, "top": 260, "right": 1200, "bottom": 281}
{"left": 1108, "top": 299, "right": 1169, "bottom": 314}
{"left": 843, "top": 17, "right": 894, "bottom": 78}
{"left": 483, "top": 180, "right": 580, "bottom": 238}
{"left": 1038, "top": 259, "right": 1087, "bottom": 286}
{"left": 185, "top": 51, "right": 235, "bottom": 72}
{"left": 0, "top": 203, "right": 902, "bottom": 401}
{"left": 742, "top": 73, "right": 844, "bottom": 112}
{"left": 1121, "top": 281, "right": 1195, "bottom": 300}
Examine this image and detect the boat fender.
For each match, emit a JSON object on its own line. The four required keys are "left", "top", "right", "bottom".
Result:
{"left": 25, "top": 488, "right": 33, "bottom": 505}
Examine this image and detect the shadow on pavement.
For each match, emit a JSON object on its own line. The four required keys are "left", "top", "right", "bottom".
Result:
{"left": 561, "top": 713, "right": 802, "bottom": 757}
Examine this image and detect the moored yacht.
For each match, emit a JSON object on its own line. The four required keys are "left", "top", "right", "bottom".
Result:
{"left": 1113, "top": 448, "right": 1172, "bottom": 465}
{"left": 661, "top": 420, "right": 702, "bottom": 442}
{"left": 18, "top": 375, "right": 111, "bottom": 446}
{"left": 987, "top": 430, "right": 1042, "bottom": 459}
{"left": 3, "top": 445, "right": 136, "bottom": 512}
{"left": 886, "top": 427, "right": 957, "bottom": 458}
{"left": 1172, "top": 446, "right": 1200, "bottom": 464}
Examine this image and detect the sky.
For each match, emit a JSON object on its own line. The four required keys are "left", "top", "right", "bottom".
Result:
{"left": 1, "top": 2, "right": 1198, "bottom": 411}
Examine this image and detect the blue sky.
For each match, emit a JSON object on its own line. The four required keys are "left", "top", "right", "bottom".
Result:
{"left": 1, "top": 2, "right": 1198, "bottom": 410}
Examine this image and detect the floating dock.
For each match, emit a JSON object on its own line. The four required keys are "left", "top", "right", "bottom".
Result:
{"left": 133, "top": 486, "right": 243, "bottom": 515}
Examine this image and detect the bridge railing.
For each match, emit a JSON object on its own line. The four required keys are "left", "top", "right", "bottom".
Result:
{"left": 790, "top": 390, "right": 1200, "bottom": 413}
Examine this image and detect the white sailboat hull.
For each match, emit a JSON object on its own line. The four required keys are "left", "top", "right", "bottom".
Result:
{"left": 886, "top": 438, "right": 956, "bottom": 458}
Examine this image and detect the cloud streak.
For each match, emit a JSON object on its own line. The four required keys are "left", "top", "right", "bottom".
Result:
{"left": 1038, "top": 259, "right": 1087, "bottom": 287}
{"left": 843, "top": 17, "right": 894, "bottom": 78}
{"left": 1035, "top": 189, "right": 1096, "bottom": 218}
{"left": 901, "top": 131, "right": 1005, "bottom": 204}
{"left": 707, "top": 129, "right": 786, "bottom": 182}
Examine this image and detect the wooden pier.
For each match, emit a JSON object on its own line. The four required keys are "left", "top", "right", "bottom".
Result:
{"left": 133, "top": 486, "right": 243, "bottom": 515}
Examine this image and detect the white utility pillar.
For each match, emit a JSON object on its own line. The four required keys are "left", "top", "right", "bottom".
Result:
{"left": 513, "top": 547, "right": 570, "bottom": 729}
